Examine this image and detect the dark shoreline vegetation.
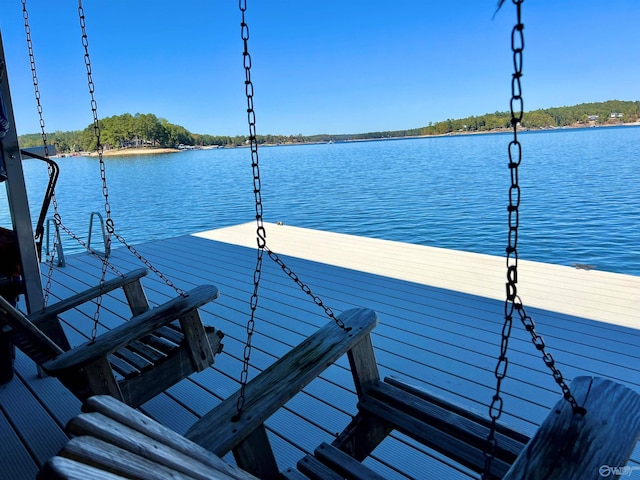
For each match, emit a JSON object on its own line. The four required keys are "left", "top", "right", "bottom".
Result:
{"left": 18, "top": 100, "right": 640, "bottom": 153}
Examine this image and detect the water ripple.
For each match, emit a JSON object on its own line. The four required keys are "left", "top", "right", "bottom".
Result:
{"left": 1, "top": 126, "right": 638, "bottom": 276}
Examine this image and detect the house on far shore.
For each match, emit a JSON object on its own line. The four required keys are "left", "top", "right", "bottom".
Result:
{"left": 588, "top": 115, "right": 599, "bottom": 121}
{"left": 610, "top": 112, "right": 624, "bottom": 119}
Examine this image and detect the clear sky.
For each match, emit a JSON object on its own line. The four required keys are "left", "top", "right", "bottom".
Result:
{"left": 1, "top": 1, "right": 638, "bottom": 136}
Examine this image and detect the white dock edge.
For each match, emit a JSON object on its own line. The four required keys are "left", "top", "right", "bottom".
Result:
{"left": 194, "top": 222, "right": 639, "bottom": 329}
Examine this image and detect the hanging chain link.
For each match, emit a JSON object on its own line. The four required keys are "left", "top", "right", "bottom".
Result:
{"left": 77, "top": 1, "right": 187, "bottom": 338}
{"left": 21, "top": 0, "right": 185, "bottom": 330}
{"left": 22, "top": 0, "right": 120, "bottom": 306}
{"left": 235, "top": 0, "right": 262, "bottom": 418}
{"left": 78, "top": 0, "right": 109, "bottom": 340}
{"left": 77, "top": 2, "right": 187, "bottom": 306}
{"left": 483, "top": 2, "right": 584, "bottom": 477}
{"left": 264, "top": 247, "right": 346, "bottom": 329}
{"left": 234, "top": 0, "right": 348, "bottom": 420}
{"left": 22, "top": 0, "right": 56, "bottom": 306}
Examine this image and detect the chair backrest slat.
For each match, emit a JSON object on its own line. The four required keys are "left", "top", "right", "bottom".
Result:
{"left": 0, "top": 295, "right": 65, "bottom": 359}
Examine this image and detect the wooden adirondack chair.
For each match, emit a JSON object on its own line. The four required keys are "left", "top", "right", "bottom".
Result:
{"left": 0, "top": 268, "right": 224, "bottom": 407}
{"left": 39, "top": 307, "right": 640, "bottom": 480}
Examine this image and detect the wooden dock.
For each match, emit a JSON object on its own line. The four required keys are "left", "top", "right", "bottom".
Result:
{"left": 1, "top": 222, "right": 639, "bottom": 479}
{"left": 196, "top": 222, "right": 640, "bottom": 328}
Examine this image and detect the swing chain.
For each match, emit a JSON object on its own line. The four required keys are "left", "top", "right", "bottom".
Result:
{"left": 235, "top": 0, "right": 347, "bottom": 419}
{"left": 235, "top": 0, "right": 260, "bottom": 417}
{"left": 22, "top": 1, "right": 48, "bottom": 160}
{"left": 78, "top": 1, "right": 110, "bottom": 340}
{"left": 502, "top": 1, "right": 581, "bottom": 415}
{"left": 484, "top": 2, "right": 582, "bottom": 477}
{"left": 238, "top": 2, "right": 345, "bottom": 330}
{"left": 22, "top": 0, "right": 56, "bottom": 305}
{"left": 77, "top": 2, "right": 188, "bottom": 303}
{"left": 483, "top": 3, "right": 527, "bottom": 474}
{"left": 22, "top": 0, "right": 120, "bottom": 306}
{"left": 264, "top": 246, "right": 345, "bottom": 328}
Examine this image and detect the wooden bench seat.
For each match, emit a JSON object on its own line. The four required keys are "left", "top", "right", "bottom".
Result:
{"left": 183, "top": 308, "right": 379, "bottom": 478}
{"left": 278, "top": 374, "right": 529, "bottom": 480}
{"left": 39, "top": 305, "right": 640, "bottom": 480}
{"left": 296, "top": 443, "right": 386, "bottom": 480}
{"left": 1, "top": 268, "right": 224, "bottom": 407}
{"left": 358, "top": 377, "right": 529, "bottom": 478}
{"left": 39, "top": 395, "right": 258, "bottom": 480}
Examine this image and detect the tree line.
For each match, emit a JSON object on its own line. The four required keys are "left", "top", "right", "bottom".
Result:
{"left": 18, "top": 100, "right": 639, "bottom": 153}
{"left": 416, "top": 99, "right": 639, "bottom": 136}
{"left": 17, "top": 113, "right": 238, "bottom": 152}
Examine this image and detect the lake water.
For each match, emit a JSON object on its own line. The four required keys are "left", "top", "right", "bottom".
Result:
{"left": 2, "top": 125, "right": 639, "bottom": 276}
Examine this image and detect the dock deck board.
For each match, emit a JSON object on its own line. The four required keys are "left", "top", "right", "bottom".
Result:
{"left": 1, "top": 223, "right": 638, "bottom": 478}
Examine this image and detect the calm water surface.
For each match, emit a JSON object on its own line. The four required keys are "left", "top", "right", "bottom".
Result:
{"left": 1, "top": 125, "right": 639, "bottom": 276}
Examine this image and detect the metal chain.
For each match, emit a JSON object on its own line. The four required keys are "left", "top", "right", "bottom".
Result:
{"left": 483, "top": 2, "right": 583, "bottom": 477}
{"left": 504, "top": 4, "right": 582, "bottom": 414}
{"left": 21, "top": 0, "right": 117, "bottom": 305}
{"left": 235, "top": 0, "right": 261, "bottom": 418}
{"left": 234, "top": 0, "right": 348, "bottom": 420}
{"left": 483, "top": 4, "right": 526, "bottom": 475}
{"left": 77, "top": 2, "right": 187, "bottom": 307}
{"left": 21, "top": 0, "right": 182, "bottom": 327}
{"left": 264, "top": 246, "right": 347, "bottom": 330}
{"left": 22, "top": 0, "right": 57, "bottom": 306}
{"left": 77, "top": 0, "right": 109, "bottom": 341}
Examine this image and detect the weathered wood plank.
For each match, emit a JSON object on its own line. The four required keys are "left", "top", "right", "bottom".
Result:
{"left": 38, "top": 457, "right": 132, "bottom": 480}
{"left": 107, "top": 354, "right": 139, "bottom": 379}
{"left": 384, "top": 376, "right": 530, "bottom": 444}
{"left": 66, "top": 412, "right": 257, "bottom": 480}
{"left": 121, "top": 277, "right": 150, "bottom": 316}
{"left": 127, "top": 339, "right": 166, "bottom": 363}
{"left": 334, "top": 333, "right": 392, "bottom": 460}
{"left": 112, "top": 346, "right": 152, "bottom": 372}
{"left": 29, "top": 268, "right": 148, "bottom": 323}
{"left": 179, "top": 309, "right": 215, "bottom": 371}
{"left": 358, "top": 394, "right": 512, "bottom": 478}
{"left": 156, "top": 324, "right": 184, "bottom": 344}
{"left": 83, "top": 358, "right": 123, "bottom": 400}
{"left": 60, "top": 436, "right": 198, "bottom": 479}
{"left": 83, "top": 395, "right": 254, "bottom": 480}
{"left": 0, "top": 295, "right": 64, "bottom": 358}
{"left": 332, "top": 410, "right": 393, "bottom": 462}
{"left": 139, "top": 333, "right": 176, "bottom": 353}
{"left": 43, "top": 285, "right": 219, "bottom": 373}
{"left": 370, "top": 380, "right": 526, "bottom": 463}
{"left": 503, "top": 376, "right": 640, "bottom": 480}
{"left": 184, "top": 308, "right": 378, "bottom": 457}
{"left": 232, "top": 424, "right": 279, "bottom": 479}
{"left": 296, "top": 455, "right": 345, "bottom": 480}
{"left": 10, "top": 330, "right": 60, "bottom": 366}
{"left": 313, "top": 442, "right": 386, "bottom": 480}
{"left": 116, "top": 328, "right": 223, "bottom": 407}
{"left": 280, "top": 468, "right": 311, "bottom": 480}
{"left": 347, "top": 334, "right": 379, "bottom": 397}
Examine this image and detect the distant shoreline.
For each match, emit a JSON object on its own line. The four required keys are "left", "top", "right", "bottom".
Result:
{"left": 258, "top": 121, "right": 640, "bottom": 146}
{"left": 86, "top": 147, "right": 182, "bottom": 157}
{"left": 67, "top": 121, "right": 640, "bottom": 157}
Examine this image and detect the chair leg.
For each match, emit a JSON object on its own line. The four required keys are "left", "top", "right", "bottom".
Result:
{"left": 233, "top": 424, "right": 279, "bottom": 480}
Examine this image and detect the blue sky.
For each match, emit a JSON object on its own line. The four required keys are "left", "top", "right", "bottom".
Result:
{"left": 1, "top": 1, "right": 638, "bottom": 136}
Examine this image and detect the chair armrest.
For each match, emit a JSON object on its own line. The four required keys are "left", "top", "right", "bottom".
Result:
{"left": 29, "top": 268, "right": 149, "bottom": 323}
{"left": 184, "top": 307, "right": 378, "bottom": 456}
{"left": 43, "top": 284, "right": 219, "bottom": 373}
